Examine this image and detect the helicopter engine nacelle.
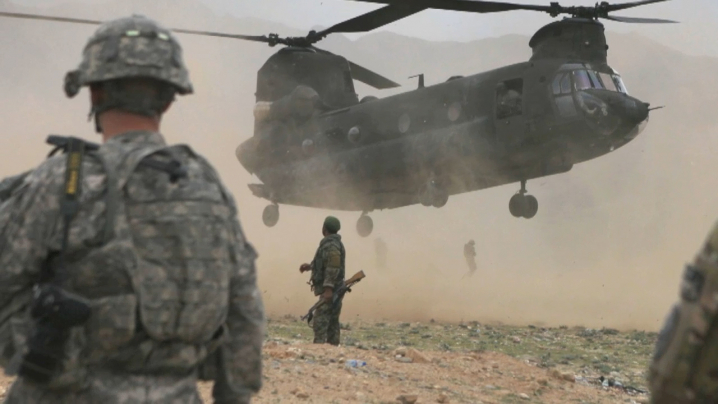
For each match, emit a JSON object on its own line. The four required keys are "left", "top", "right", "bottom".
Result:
{"left": 253, "top": 85, "right": 321, "bottom": 123}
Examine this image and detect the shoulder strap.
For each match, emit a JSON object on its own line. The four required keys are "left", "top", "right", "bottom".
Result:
{"left": 51, "top": 137, "right": 88, "bottom": 285}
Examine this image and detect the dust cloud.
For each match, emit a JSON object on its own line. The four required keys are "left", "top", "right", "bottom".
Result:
{"left": 1, "top": 0, "right": 717, "bottom": 332}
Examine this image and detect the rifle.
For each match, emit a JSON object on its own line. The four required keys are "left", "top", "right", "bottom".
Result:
{"left": 301, "top": 270, "right": 366, "bottom": 324}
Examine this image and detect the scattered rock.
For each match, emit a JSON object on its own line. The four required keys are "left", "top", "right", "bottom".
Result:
{"left": 406, "top": 348, "right": 430, "bottom": 364}
{"left": 397, "top": 357, "right": 414, "bottom": 363}
{"left": 512, "top": 336, "right": 522, "bottom": 343}
{"left": 396, "top": 394, "right": 419, "bottom": 404}
{"left": 549, "top": 369, "right": 575, "bottom": 383}
{"left": 395, "top": 347, "right": 408, "bottom": 356}
{"left": 518, "top": 393, "right": 530, "bottom": 400}
{"left": 562, "top": 373, "right": 576, "bottom": 383}
{"left": 296, "top": 392, "right": 310, "bottom": 399}
{"left": 437, "top": 393, "right": 449, "bottom": 403}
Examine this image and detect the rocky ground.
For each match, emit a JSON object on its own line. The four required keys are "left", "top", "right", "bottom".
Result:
{"left": 0, "top": 316, "right": 657, "bottom": 403}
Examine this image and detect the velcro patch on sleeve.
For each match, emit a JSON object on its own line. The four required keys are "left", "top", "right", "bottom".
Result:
{"left": 327, "top": 249, "right": 341, "bottom": 268}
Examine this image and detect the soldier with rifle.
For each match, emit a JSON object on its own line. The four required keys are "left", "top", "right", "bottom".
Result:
{"left": 300, "top": 216, "right": 346, "bottom": 345}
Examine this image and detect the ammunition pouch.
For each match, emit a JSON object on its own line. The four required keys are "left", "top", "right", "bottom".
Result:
{"left": 18, "top": 285, "right": 91, "bottom": 384}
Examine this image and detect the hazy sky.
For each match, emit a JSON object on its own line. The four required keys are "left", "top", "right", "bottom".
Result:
{"left": 14, "top": 0, "right": 718, "bottom": 56}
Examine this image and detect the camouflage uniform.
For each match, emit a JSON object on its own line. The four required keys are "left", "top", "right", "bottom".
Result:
{"left": 0, "top": 15, "right": 263, "bottom": 404}
{"left": 309, "top": 234, "right": 346, "bottom": 345}
{"left": 649, "top": 221, "right": 718, "bottom": 403}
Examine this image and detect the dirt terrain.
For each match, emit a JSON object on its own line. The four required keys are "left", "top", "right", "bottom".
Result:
{"left": 0, "top": 316, "right": 656, "bottom": 403}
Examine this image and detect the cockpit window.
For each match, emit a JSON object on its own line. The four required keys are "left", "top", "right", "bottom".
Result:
{"left": 560, "top": 74, "right": 571, "bottom": 94}
{"left": 573, "top": 70, "right": 592, "bottom": 91}
{"left": 587, "top": 70, "right": 603, "bottom": 90}
{"left": 613, "top": 75, "right": 628, "bottom": 94}
{"left": 552, "top": 73, "right": 572, "bottom": 95}
{"left": 599, "top": 73, "right": 618, "bottom": 92}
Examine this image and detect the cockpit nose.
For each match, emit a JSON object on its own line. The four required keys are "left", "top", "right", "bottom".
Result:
{"left": 623, "top": 100, "right": 650, "bottom": 124}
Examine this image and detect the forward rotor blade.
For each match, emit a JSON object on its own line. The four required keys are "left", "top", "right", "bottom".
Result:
{"left": 316, "top": 4, "right": 426, "bottom": 38}
{"left": 348, "top": 0, "right": 552, "bottom": 14}
{"left": 604, "top": 14, "right": 677, "bottom": 23}
{"left": 312, "top": 46, "right": 400, "bottom": 89}
{"left": 606, "top": 0, "right": 671, "bottom": 12}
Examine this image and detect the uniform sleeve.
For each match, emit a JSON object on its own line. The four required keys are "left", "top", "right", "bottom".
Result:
{"left": 211, "top": 205, "right": 266, "bottom": 403}
{"left": 0, "top": 166, "right": 62, "bottom": 315}
{"left": 322, "top": 246, "right": 342, "bottom": 289}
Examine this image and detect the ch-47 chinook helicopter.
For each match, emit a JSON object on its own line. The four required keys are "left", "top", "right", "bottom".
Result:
{"left": 0, "top": 0, "right": 674, "bottom": 237}
{"left": 232, "top": 0, "right": 675, "bottom": 237}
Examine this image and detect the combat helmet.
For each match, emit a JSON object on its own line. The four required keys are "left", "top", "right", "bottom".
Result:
{"left": 64, "top": 14, "right": 193, "bottom": 99}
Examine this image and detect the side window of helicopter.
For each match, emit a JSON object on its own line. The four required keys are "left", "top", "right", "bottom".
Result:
{"left": 551, "top": 73, "right": 573, "bottom": 95}
{"left": 495, "top": 79, "right": 523, "bottom": 119}
{"left": 551, "top": 72, "right": 577, "bottom": 118}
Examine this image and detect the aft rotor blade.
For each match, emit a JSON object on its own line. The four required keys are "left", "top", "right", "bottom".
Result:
{"left": 348, "top": 0, "right": 552, "bottom": 14}
{"left": 0, "top": 11, "right": 277, "bottom": 43}
{"left": 604, "top": 14, "right": 677, "bottom": 23}
{"left": 0, "top": 11, "right": 102, "bottom": 26}
{"left": 315, "top": 3, "right": 427, "bottom": 38}
{"left": 348, "top": 59, "right": 401, "bottom": 88}
{"left": 312, "top": 46, "right": 400, "bottom": 89}
{"left": 606, "top": 0, "right": 671, "bottom": 12}
{"left": 170, "top": 28, "right": 274, "bottom": 43}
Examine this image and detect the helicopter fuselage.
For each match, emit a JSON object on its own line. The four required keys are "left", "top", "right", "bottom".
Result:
{"left": 238, "top": 57, "right": 649, "bottom": 212}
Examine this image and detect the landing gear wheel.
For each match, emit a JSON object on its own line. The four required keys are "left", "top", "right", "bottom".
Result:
{"left": 356, "top": 215, "right": 374, "bottom": 237}
{"left": 432, "top": 190, "right": 449, "bottom": 208}
{"left": 509, "top": 194, "right": 526, "bottom": 218}
{"left": 262, "top": 204, "right": 279, "bottom": 227}
{"left": 523, "top": 195, "right": 538, "bottom": 219}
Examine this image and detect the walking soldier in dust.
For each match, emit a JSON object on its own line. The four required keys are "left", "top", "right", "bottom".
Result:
{"left": 0, "top": 15, "right": 264, "bottom": 404}
{"left": 300, "top": 216, "right": 346, "bottom": 345}
{"left": 464, "top": 239, "right": 477, "bottom": 276}
{"left": 649, "top": 221, "right": 718, "bottom": 403}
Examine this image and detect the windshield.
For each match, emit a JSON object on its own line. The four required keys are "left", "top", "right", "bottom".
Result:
{"left": 556, "top": 68, "right": 628, "bottom": 94}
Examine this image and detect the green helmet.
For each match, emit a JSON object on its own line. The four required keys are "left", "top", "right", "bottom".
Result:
{"left": 64, "top": 14, "right": 193, "bottom": 98}
{"left": 323, "top": 216, "right": 341, "bottom": 233}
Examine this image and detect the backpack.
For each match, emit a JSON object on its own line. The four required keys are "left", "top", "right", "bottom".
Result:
{"left": 649, "top": 222, "right": 718, "bottom": 403}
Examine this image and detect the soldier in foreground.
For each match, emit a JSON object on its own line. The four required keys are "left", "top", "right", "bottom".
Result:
{"left": 300, "top": 216, "right": 346, "bottom": 345}
{"left": 464, "top": 239, "right": 477, "bottom": 276}
{"left": 0, "top": 16, "right": 264, "bottom": 403}
{"left": 648, "top": 222, "right": 718, "bottom": 403}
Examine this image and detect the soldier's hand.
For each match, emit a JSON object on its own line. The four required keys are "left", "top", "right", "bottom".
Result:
{"left": 321, "top": 287, "right": 333, "bottom": 302}
{"left": 299, "top": 263, "right": 311, "bottom": 273}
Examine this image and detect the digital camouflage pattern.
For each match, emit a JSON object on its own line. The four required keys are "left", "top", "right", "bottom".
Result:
{"left": 64, "top": 15, "right": 193, "bottom": 98}
{"left": 649, "top": 221, "right": 718, "bottom": 404}
{"left": 0, "top": 131, "right": 264, "bottom": 403}
{"left": 309, "top": 234, "right": 345, "bottom": 344}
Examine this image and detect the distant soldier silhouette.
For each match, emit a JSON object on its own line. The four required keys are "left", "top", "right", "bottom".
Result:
{"left": 375, "top": 237, "right": 387, "bottom": 269}
{"left": 464, "top": 240, "right": 477, "bottom": 276}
